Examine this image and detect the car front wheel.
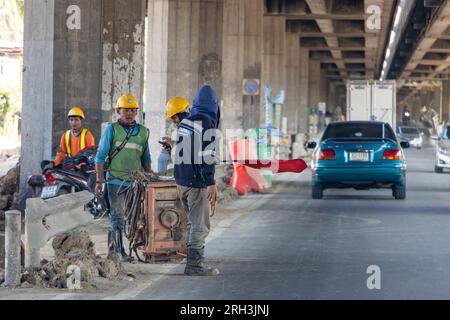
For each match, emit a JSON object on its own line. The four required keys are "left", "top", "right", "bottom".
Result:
{"left": 435, "top": 165, "right": 444, "bottom": 173}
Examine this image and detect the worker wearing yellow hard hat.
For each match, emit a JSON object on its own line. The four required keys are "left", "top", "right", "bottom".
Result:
{"left": 95, "top": 94, "right": 152, "bottom": 262}
{"left": 41, "top": 106, "right": 95, "bottom": 171}
{"left": 156, "top": 97, "right": 191, "bottom": 175}
{"left": 165, "top": 97, "right": 190, "bottom": 121}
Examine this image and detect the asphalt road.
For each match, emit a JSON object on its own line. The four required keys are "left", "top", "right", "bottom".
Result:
{"left": 134, "top": 147, "right": 450, "bottom": 300}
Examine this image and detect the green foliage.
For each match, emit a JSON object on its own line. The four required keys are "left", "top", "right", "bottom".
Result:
{"left": 0, "top": 92, "right": 10, "bottom": 114}
{"left": 15, "top": 0, "right": 24, "bottom": 18}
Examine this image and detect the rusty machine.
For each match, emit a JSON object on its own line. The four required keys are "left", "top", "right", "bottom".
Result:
{"left": 123, "top": 173, "right": 187, "bottom": 263}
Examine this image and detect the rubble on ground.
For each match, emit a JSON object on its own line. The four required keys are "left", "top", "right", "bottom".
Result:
{"left": 0, "top": 162, "right": 20, "bottom": 220}
{"left": 18, "top": 230, "right": 123, "bottom": 289}
{"left": 216, "top": 164, "right": 239, "bottom": 205}
{"left": 0, "top": 267, "right": 4, "bottom": 285}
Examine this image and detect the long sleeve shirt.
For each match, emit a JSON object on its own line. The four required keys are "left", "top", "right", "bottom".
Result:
{"left": 95, "top": 123, "right": 151, "bottom": 186}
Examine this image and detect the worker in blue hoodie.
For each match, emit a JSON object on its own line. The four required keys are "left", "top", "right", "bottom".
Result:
{"left": 174, "top": 85, "right": 221, "bottom": 276}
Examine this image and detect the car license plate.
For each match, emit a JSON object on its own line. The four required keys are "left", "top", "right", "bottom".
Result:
{"left": 349, "top": 152, "right": 369, "bottom": 162}
{"left": 41, "top": 185, "right": 58, "bottom": 199}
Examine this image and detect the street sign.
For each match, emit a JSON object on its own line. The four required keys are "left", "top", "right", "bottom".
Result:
{"left": 243, "top": 79, "right": 260, "bottom": 96}
{"left": 318, "top": 102, "right": 326, "bottom": 113}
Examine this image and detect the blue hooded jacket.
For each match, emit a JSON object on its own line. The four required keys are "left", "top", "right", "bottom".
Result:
{"left": 174, "top": 85, "right": 221, "bottom": 188}
{"left": 189, "top": 85, "right": 221, "bottom": 128}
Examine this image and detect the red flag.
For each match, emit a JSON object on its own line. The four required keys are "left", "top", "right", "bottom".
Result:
{"left": 238, "top": 159, "right": 308, "bottom": 173}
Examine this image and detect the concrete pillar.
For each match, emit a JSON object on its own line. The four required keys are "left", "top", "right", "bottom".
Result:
{"left": 284, "top": 33, "right": 300, "bottom": 134}
{"left": 146, "top": 0, "right": 224, "bottom": 170}
{"left": 261, "top": 15, "right": 286, "bottom": 127}
{"left": 328, "top": 82, "right": 337, "bottom": 114}
{"left": 52, "top": 0, "right": 103, "bottom": 149}
{"left": 309, "top": 60, "right": 321, "bottom": 111}
{"left": 298, "top": 48, "right": 309, "bottom": 133}
{"left": 222, "top": 0, "right": 263, "bottom": 132}
{"left": 20, "top": 0, "right": 146, "bottom": 192}
{"left": 21, "top": 0, "right": 55, "bottom": 192}
{"left": 320, "top": 68, "right": 328, "bottom": 110}
{"left": 442, "top": 81, "right": 450, "bottom": 122}
{"left": 4, "top": 210, "right": 22, "bottom": 287}
{"left": 101, "top": 0, "right": 147, "bottom": 125}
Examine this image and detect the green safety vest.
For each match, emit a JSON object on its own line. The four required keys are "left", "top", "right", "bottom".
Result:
{"left": 108, "top": 122, "right": 149, "bottom": 181}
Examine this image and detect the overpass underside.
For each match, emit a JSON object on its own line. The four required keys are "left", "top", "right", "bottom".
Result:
{"left": 20, "top": 0, "right": 450, "bottom": 186}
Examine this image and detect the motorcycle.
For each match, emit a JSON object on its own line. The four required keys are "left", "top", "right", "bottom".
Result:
{"left": 26, "top": 147, "right": 109, "bottom": 219}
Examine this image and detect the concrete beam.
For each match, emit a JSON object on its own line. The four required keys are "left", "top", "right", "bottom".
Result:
{"left": 402, "top": 1, "right": 450, "bottom": 78}
{"left": 315, "top": 58, "right": 374, "bottom": 63}
{"left": 304, "top": 0, "right": 346, "bottom": 78}
{"left": 265, "top": 13, "right": 368, "bottom": 20}
{"left": 293, "top": 32, "right": 377, "bottom": 38}
{"left": 307, "top": 46, "right": 376, "bottom": 52}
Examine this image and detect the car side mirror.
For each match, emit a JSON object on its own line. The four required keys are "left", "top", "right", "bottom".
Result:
{"left": 307, "top": 142, "right": 317, "bottom": 149}
{"left": 431, "top": 135, "right": 440, "bottom": 140}
{"left": 400, "top": 141, "right": 410, "bottom": 149}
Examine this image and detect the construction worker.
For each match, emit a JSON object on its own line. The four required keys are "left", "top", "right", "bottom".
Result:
{"left": 172, "top": 85, "right": 221, "bottom": 276}
{"left": 41, "top": 107, "right": 95, "bottom": 171}
{"left": 94, "top": 94, "right": 152, "bottom": 262}
{"left": 157, "top": 97, "right": 191, "bottom": 174}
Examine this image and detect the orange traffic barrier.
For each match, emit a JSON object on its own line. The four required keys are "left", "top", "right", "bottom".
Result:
{"left": 228, "top": 139, "right": 269, "bottom": 195}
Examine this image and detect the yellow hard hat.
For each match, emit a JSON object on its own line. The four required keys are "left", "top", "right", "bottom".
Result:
{"left": 116, "top": 95, "right": 139, "bottom": 109}
{"left": 67, "top": 107, "right": 85, "bottom": 119}
{"left": 165, "top": 97, "right": 190, "bottom": 120}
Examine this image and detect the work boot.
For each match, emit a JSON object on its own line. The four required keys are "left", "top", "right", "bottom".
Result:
{"left": 184, "top": 247, "right": 220, "bottom": 276}
{"left": 114, "top": 229, "right": 130, "bottom": 262}
{"left": 107, "top": 230, "right": 116, "bottom": 257}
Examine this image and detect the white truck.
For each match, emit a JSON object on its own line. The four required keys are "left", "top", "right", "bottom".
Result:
{"left": 346, "top": 80, "right": 397, "bottom": 130}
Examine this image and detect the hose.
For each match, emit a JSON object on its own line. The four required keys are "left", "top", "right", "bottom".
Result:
{"left": 121, "top": 171, "right": 166, "bottom": 262}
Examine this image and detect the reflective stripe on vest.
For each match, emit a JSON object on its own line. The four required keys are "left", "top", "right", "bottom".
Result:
{"left": 65, "top": 129, "right": 88, "bottom": 157}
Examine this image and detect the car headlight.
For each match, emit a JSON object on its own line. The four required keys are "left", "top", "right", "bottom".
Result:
{"left": 438, "top": 147, "right": 450, "bottom": 155}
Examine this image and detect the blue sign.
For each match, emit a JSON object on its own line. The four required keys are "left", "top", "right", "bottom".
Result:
{"left": 243, "top": 79, "right": 260, "bottom": 96}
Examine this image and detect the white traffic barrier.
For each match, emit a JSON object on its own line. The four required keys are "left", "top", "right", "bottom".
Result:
{"left": 3, "top": 210, "right": 22, "bottom": 287}
{"left": 24, "top": 191, "right": 94, "bottom": 268}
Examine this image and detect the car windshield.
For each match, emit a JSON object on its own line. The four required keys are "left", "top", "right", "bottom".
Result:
{"left": 322, "top": 123, "right": 396, "bottom": 141}
{"left": 400, "top": 127, "right": 420, "bottom": 135}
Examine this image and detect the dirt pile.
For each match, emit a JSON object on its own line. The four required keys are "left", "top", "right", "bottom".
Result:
{"left": 0, "top": 163, "right": 20, "bottom": 219}
{"left": 18, "top": 230, "right": 123, "bottom": 289}
{"left": 216, "top": 165, "right": 239, "bottom": 205}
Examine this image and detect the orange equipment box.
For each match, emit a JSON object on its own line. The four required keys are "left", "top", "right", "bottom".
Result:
{"left": 143, "top": 181, "right": 187, "bottom": 261}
